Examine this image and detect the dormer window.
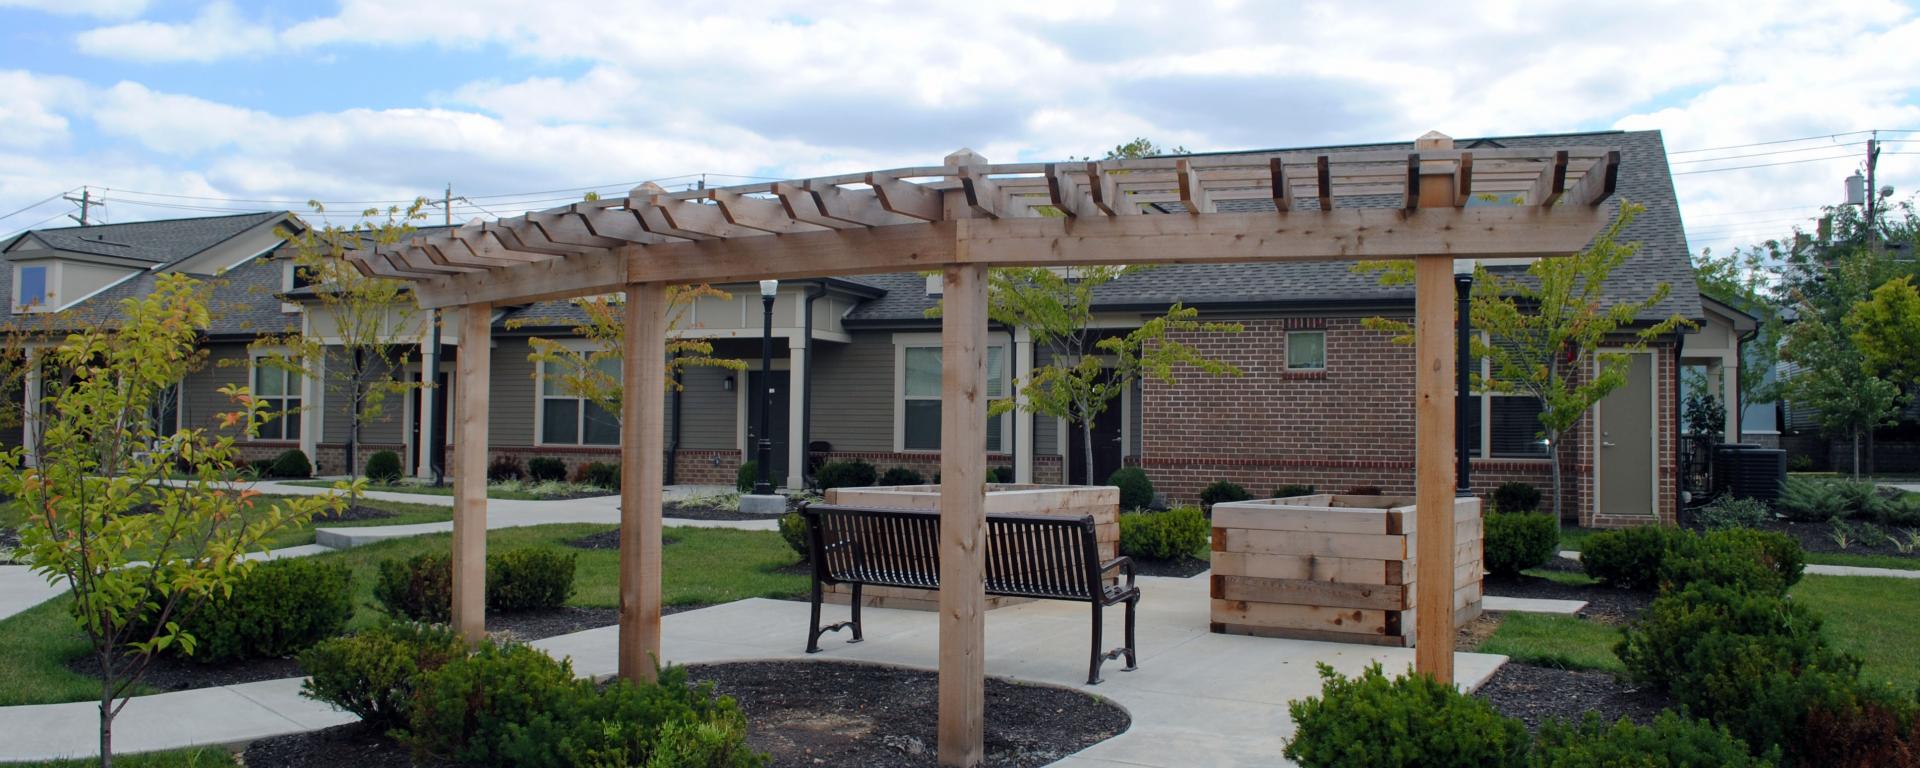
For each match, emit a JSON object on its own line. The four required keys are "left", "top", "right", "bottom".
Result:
{"left": 15, "top": 264, "right": 50, "bottom": 312}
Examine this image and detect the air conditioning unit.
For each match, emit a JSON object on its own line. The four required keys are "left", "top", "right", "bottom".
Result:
{"left": 1712, "top": 444, "right": 1786, "bottom": 505}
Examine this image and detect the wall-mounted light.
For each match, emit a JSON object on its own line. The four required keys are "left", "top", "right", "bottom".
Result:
{"left": 722, "top": 375, "right": 735, "bottom": 392}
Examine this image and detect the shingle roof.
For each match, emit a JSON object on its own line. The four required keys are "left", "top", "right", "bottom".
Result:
{"left": 844, "top": 129, "right": 1702, "bottom": 326}
{"left": 4, "top": 211, "right": 284, "bottom": 265}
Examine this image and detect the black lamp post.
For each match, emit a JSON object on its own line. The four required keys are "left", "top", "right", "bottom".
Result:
{"left": 753, "top": 279, "right": 778, "bottom": 495}
{"left": 1455, "top": 262, "right": 1474, "bottom": 497}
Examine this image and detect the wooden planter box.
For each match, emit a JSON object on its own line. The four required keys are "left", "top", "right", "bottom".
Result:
{"left": 820, "top": 484, "right": 1120, "bottom": 612}
{"left": 1208, "top": 494, "right": 1483, "bottom": 647}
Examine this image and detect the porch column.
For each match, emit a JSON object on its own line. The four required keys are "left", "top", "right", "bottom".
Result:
{"left": 1720, "top": 357, "right": 1739, "bottom": 442}
{"left": 451, "top": 304, "right": 491, "bottom": 642}
{"left": 1014, "top": 329, "right": 1034, "bottom": 484}
{"left": 415, "top": 335, "right": 439, "bottom": 479}
{"left": 787, "top": 334, "right": 806, "bottom": 490}
{"left": 21, "top": 346, "right": 39, "bottom": 466}
{"left": 301, "top": 350, "right": 321, "bottom": 465}
{"left": 619, "top": 282, "right": 668, "bottom": 683}
{"left": 938, "top": 262, "right": 990, "bottom": 767}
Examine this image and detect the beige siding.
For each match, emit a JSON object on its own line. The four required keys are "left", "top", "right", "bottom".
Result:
{"left": 319, "top": 349, "right": 406, "bottom": 445}
{"left": 182, "top": 343, "right": 250, "bottom": 435}
{"left": 676, "top": 364, "right": 736, "bottom": 450}
{"left": 810, "top": 332, "right": 893, "bottom": 452}
{"left": 489, "top": 337, "right": 537, "bottom": 446}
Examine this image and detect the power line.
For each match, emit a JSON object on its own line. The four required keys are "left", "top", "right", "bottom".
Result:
{"left": 1672, "top": 153, "right": 1864, "bottom": 175}
{"left": 0, "top": 188, "right": 78, "bottom": 224}
{"left": 1671, "top": 141, "right": 1866, "bottom": 165}
{"left": 1669, "top": 129, "right": 1920, "bottom": 155}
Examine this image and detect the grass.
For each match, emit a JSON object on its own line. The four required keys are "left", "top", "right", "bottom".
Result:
{"left": 0, "top": 494, "right": 454, "bottom": 555}
{"left": 281, "top": 479, "right": 613, "bottom": 501}
{"left": 1479, "top": 613, "right": 1625, "bottom": 673}
{"left": 12, "top": 747, "right": 238, "bottom": 767}
{"left": 1520, "top": 567, "right": 1599, "bottom": 587}
{"left": 1802, "top": 551, "right": 1920, "bottom": 571}
{"left": 1792, "top": 574, "right": 1920, "bottom": 691}
{"left": 0, "top": 523, "right": 806, "bottom": 705}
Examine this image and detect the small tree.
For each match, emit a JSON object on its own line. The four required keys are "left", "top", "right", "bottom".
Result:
{"left": 1692, "top": 244, "right": 1785, "bottom": 410}
{"left": 1846, "top": 274, "right": 1920, "bottom": 392}
{"left": 257, "top": 202, "right": 428, "bottom": 482}
{"left": 1785, "top": 308, "right": 1901, "bottom": 477}
{"left": 511, "top": 287, "right": 744, "bottom": 428}
{"left": 2, "top": 274, "right": 345, "bottom": 766}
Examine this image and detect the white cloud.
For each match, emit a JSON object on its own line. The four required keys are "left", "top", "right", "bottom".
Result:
{"left": 0, "top": 0, "right": 147, "bottom": 19}
{"left": 74, "top": 2, "right": 275, "bottom": 63}
{"left": 0, "top": 71, "right": 88, "bottom": 151}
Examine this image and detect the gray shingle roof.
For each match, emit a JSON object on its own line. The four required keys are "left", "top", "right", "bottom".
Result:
{"left": 4, "top": 211, "right": 284, "bottom": 265}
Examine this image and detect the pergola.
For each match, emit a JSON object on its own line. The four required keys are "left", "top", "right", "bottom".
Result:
{"left": 353, "top": 133, "right": 1619, "bottom": 767}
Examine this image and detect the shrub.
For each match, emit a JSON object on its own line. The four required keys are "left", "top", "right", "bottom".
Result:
{"left": 375, "top": 552, "right": 454, "bottom": 622}
{"left": 1107, "top": 467, "right": 1155, "bottom": 510}
{"left": 1284, "top": 662, "right": 1528, "bottom": 768}
{"left": 1199, "top": 480, "right": 1251, "bottom": 509}
{"left": 1273, "top": 484, "right": 1316, "bottom": 498}
{"left": 1694, "top": 496, "right": 1769, "bottom": 531}
{"left": 1117, "top": 506, "right": 1209, "bottom": 561}
{"left": 580, "top": 461, "right": 620, "bottom": 490}
{"left": 878, "top": 466, "right": 926, "bottom": 486}
{"left": 1660, "top": 528, "right": 1803, "bottom": 594}
{"left": 1493, "top": 481, "right": 1543, "bottom": 513}
{"left": 364, "top": 450, "right": 403, "bottom": 483}
{"left": 778, "top": 512, "right": 809, "bottom": 561}
{"left": 736, "top": 460, "right": 759, "bottom": 492}
{"left": 247, "top": 458, "right": 275, "bottom": 478}
{"left": 1342, "top": 485, "right": 1384, "bottom": 496}
{"left": 1484, "top": 512, "right": 1559, "bottom": 576}
{"left": 987, "top": 466, "right": 1011, "bottom": 483}
{"left": 1581, "top": 525, "right": 1683, "bottom": 591}
{"left": 527, "top": 456, "right": 567, "bottom": 482}
{"left": 298, "top": 621, "right": 466, "bottom": 730}
{"left": 147, "top": 557, "right": 353, "bottom": 664}
{"left": 268, "top": 448, "right": 313, "bottom": 479}
{"left": 1778, "top": 478, "right": 1848, "bottom": 522}
{"left": 406, "top": 640, "right": 583, "bottom": 764}
{"left": 1787, "top": 454, "right": 1814, "bottom": 472}
{"left": 1530, "top": 711, "right": 1772, "bottom": 767}
{"left": 488, "top": 548, "right": 576, "bottom": 611}
{"left": 487, "top": 454, "right": 525, "bottom": 482}
{"left": 813, "top": 459, "right": 877, "bottom": 491}
{"left": 1797, "top": 683, "right": 1920, "bottom": 768}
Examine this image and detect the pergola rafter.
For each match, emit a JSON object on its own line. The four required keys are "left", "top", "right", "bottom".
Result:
{"left": 352, "top": 138, "right": 1620, "bottom": 768}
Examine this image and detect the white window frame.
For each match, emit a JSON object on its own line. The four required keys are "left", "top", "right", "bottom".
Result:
{"left": 1285, "top": 329, "right": 1327, "bottom": 371}
{"left": 892, "top": 333, "right": 1010, "bottom": 454}
{"left": 248, "top": 354, "right": 303, "bottom": 442}
{"left": 13, "top": 262, "right": 57, "bottom": 313}
{"left": 534, "top": 356, "right": 621, "bottom": 447}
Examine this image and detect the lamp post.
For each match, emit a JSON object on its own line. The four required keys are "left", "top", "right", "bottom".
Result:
{"left": 754, "top": 279, "right": 778, "bottom": 495}
{"left": 1454, "top": 261, "right": 1474, "bottom": 497}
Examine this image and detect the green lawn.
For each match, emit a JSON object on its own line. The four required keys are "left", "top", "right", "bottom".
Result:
{"left": 281, "top": 479, "right": 614, "bottom": 501}
{"left": 1479, "top": 613, "right": 1625, "bottom": 673}
{"left": 1792, "top": 575, "right": 1920, "bottom": 691}
{"left": 0, "top": 524, "right": 805, "bottom": 705}
{"left": 1802, "top": 551, "right": 1920, "bottom": 571}
{"left": 0, "top": 493, "right": 454, "bottom": 554}
{"left": 10, "top": 747, "right": 237, "bottom": 767}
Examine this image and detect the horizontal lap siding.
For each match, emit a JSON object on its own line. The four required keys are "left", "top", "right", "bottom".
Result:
{"left": 184, "top": 343, "right": 250, "bottom": 436}
{"left": 811, "top": 332, "right": 892, "bottom": 452}
{"left": 489, "top": 337, "right": 535, "bottom": 447}
{"left": 677, "top": 364, "right": 735, "bottom": 450}
{"left": 320, "top": 348, "right": 404, "bottom": 445}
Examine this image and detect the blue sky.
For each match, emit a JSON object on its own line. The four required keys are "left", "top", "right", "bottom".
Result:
{"left": 0, "top": 0, "right": 1916, "bottom": 257}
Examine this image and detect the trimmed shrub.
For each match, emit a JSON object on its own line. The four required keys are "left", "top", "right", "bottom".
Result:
{"left": 575, "top": 461, "right": 619, "bottom": 490}
{"left": 487, "top": 548, "right": 576, "bottom": 611}
{"left": 375, "top": 551, "right": 454, "bottom": 622}
{"left": 365, "top": 450, "right": 403, "bottom": 483}
{"left": 298, "top": 621, "right": 466, "bottom": 730}
{"left": 150, "top": 557, "right": 352, "bottom": 663}
{"left": 1117, "top": 506, "right": 1208, "bottom": 561}
{"left": 487, "top": 454, "right": 525, "bottom": 482}
{"left": 1778, "top": 478, "right": 1848, "bottom": 522}
{"left": 1660, "top": 529, "right": 1803, "bottom": 595}
{"left": 736, "top": 460, "right": 758, "bottom": 492}
{"left": 1107, "top": 467, "right": 1155, "bottom": 510}
{"left": 1788, "top": 454, "right": 1814, "bottom": 472}
{"left": 987, "top": 466, "right": 1011, "bottom": 484}
{"left": 813, "top": 459, "right": 877, "bottom": 491}
{"left": 1530, "top": 711, "right": 1772, "bottom": 767}
{"left": 1493, "top": 481, "right": 1543, "bottom": 513}
{"left": 406, "top": 640, "right": 582, "bottom": 764}
{"left": 527, "top": 456, "right": 567, "bottom": 482}
{"left": 1342, "top": 485, "right": 1384, "bottom": 496}
{"left": 1284, "top": 662, "right": 1529, "bottom": 768}
{"left": 268, "top": 448, "right": 313, "bottom": 479}
{"left": 1484, "top": 512, "right": 1559, "bottom": 576}
{"left": 1582, "top": 525, "right": 1683, "bottom": 591}
{"left": 878, "top": 466, "right": 926, "bottom": 486}
{"left": 1199, "top": 480, "right": 1252, "bottom": 509}
{"left": 1273, "top": 484, "right": 1316, "bottom": 499}
{"left": 778, "top": 512, "right": 808, "bottom": 560}
{"left": 1797, "top": 683, "right": 1920, "bottom": 768}
{"left": 1694, "top": 495, "right": 1769, "bottom": 531}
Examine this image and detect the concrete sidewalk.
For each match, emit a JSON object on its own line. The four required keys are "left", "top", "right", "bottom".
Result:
{"left": 0, "top": 565, "right": 63, "bottom": 622}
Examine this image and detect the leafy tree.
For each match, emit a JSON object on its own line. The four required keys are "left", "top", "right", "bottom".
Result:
{"left": 509, "top": 288, "right": 743, "bottom": 428}
{"left": 1846, "top": 274, "right": 1920, "bottom": 391}
{"left": 1692, "top": 244, "right": 1784, "bottom": 409}
{"left": 256, "top": 202, "right": 428, "bottom": 482}
{"left": 1, "top": 274, "right": 346, "bottom": 766}
{"left": 1784, "top": 310, "right": 1900, "bottom": 477}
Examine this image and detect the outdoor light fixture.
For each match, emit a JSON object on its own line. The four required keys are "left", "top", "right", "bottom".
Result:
{"left": 722, "top": 375, "right": 734, "bottom": 392}
{"left": 753, "top": 280, "right": 779, "bottom": 495}
{"left": 760, "top": 279, "right": 778, "bottom": 298}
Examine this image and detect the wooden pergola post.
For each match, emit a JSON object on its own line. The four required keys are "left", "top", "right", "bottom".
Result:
{"left": 937, "top": 261, "right": 990, "bottom": 768}
{"left": 451, "top": 302, "right": 491, "bottom": 642}
{"left": 619, "top": 281, "right": 669, "bottom": 682}
{"left": 1412, "top": 150, "right": 1462, "bottom": 681}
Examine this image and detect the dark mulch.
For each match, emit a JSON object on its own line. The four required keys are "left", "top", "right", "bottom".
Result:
{"left": 244, "top": 722, "right": 449, "bottom": 768}
{"left": 0, "top": 525, "right": 19, "bottom": 553}
{"left": 484, "top": 605, "right": 703, "bottom": 642}
{"left": 1757, "top": 519, "right": 1920, "bottom": 560}
{"left": 1475, "top": 662, "right": 1672, "bottom": 731}
{"left": 565, "top": 529, "right": 680, "bottom": 550}
{"left": 68, "top": 650, "right": 303, "bottom": 693}
{"left": 687, "top": 660, "right": 1130, "bottom": 768}
{"left": 664, "top": 499, "right": 792, "bottom": 521}
{"left": 1484, "top": 558, "right": 1653, "bottom": 623}
{"left": 1130, "top": 556, "right": 1209, "bottom": 578}
{"left": 314, "top": 504, "right": 396, "bottom": 522}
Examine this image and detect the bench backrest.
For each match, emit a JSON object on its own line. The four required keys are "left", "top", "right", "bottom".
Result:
{"left": 802, "top": 503, "right": 1103, "bottom": 601}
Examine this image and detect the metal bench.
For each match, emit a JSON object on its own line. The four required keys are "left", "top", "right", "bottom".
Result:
{"left": 801, "top": 502, "right": 1140, "bottom": 684}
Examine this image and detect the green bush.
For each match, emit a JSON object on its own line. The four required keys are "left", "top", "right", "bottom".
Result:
{"left": 1493, "top": 481, "right": 1543, "bottom": 513}
{"left": 987, "top": 466, "right": 1012, "bottom": 483}
{"left": 406, "top": 640, "right": 582, "bottom": 764}
{"left": 1778, "top": 478, "right": 1849, "bottom": 522}
{"left": 375, "top": 551, "right": 454, "bottom": 622}
{"left": 298, "top": 621, "right": 466, "bottom": 730}
{"left": 1660, "top": 529, "right": 1803, "bottom": 595}
{"left": 488, "top": 548, "right": 576, "bottom": 611}
{"left": 365, "top": 450, "right": 403, "bottom": 483}
{"left": 1694, "top": 496, "right": 1770, "bottom": 530}
{"left": 148, "top": 557, "right": 352, "bottom": 664}
{"left": 1342, "top": 485, "right": 1384, "bottom": 496}
{"left": 1284, "top": 662, "right": 1529, "bottom": 768}
{"left": 527, "top": 456, "right": 567, "bottom": 482}
{"left": 813, "top": 459, "right": 876, "bottom": 491}
{"left": 1118, "top": 506, "right": 1208, "bottom": 561}
{"left": 1581, "top": 525, "right": 1683, "bottom": 591}
{"left": 1199, "top": 480, "right": 1252, "bottom": 509}
{"left": 1484, "top": 512, "right": 1559, "bottom": 576}
{"left": 268, "top": 448, "right": 313, "bottom": 479}
{"left": 778, "top": 512, "right": 809, "bottom": 561}
{"left": 247, "top": 458, "right": 275, "bottom": 478}
{"left": 1273, "top": 484, "right": 1316, "bottom": 498}
{"left": 487, "top": 454, "right": 525, "bottom": 482}
{"left": 1530, "top": 711, "right": 1772, "bottom": 767}
{"left": 736, "top": 460, "right": 758, "bottom": 492}
{"left": 878, "top": 466, "right": 926, "bottom": 486}
{"left": 580, "top": 461, "right": 619, "bottom": 490}
{"left": 1787, "top": 454, "right": 1814, "bottom": 472}
{"left": 1107, "top": 467, "right": 1155, "bottom": 510}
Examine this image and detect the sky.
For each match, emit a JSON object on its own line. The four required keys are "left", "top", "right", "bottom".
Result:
{"left": 0, "top": 0, "right": 1916, "bottom": 259}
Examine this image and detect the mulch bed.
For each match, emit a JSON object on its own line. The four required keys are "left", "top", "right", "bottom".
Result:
{"left": 664, "top": 499, "right": 792, "bottom": 521}
{"left": 1756, "top": 519, "right": 1920, "bottom": 561}
{"left": 244, "top": 722, "right": 450, "bottom": 768}
{"left": 1130, "top": 556, "right": 1209, "bottom": 578}
{"left": 687, "top": 660, "right": 1130, "bottom": 767}
{"left": 565, "top": 529, "right": 681, "bottom": 550}
{"left": 1474, "top": 662, "right": 1672, "bottom": 731}
{"left": 1483, "top": 557, "right": 1652, "bottom": 623}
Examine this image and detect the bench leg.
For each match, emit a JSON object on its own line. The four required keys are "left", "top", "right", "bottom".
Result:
{"left": 1088, "top": 600, "right": 1106, "bottom": 685}
{"left": 806, "top": 578, "right": 825, "bottom": 653}
{"left": 1123, "top": 595, "right": 1139, "bottom": 671}
{"left": 848, "top": 583, "right": 864, "bottom": 643}
{"left": 806, "top": 579, "right": 862, "bottom": 654}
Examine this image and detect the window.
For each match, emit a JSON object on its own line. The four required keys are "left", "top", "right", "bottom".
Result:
{"left": 16, "top": 265, "right": 48, "bottom": 311}
{"left": 1489, "top": 395, "right": 1549, "bottom": 457}
{"left": 253, "top": 363, "right": 302, "bottom": 441}
{"left": 900, "top": 344, "right": 1007, "bottom": 452}
{"left": 1286, "top": 330, "right": 1326, "bottom": 370}
{"left": 540, "top": 358, "right": 620, "bottom": 445}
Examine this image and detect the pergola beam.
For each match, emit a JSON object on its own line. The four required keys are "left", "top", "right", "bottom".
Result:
{"left": 1528, "top": 150, "right": 1571, "bottom": 207}
{"left": 868, "top": 171, "right": 946, "bottom": 221}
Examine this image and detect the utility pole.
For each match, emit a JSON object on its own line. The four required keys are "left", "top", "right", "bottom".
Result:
{"left": 443, "top": 183, "right": 453, "bottom": 226}
{"left": 64, "top": 187, "right": 101, "bottom": 226}
{"left": 1866, "top": 133, "right": 1882, "bottom": 250}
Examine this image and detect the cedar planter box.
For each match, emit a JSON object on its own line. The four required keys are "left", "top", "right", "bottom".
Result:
{"left": 1208, "top": 494, "right": 1483, "bottom": 647}
{"left": 820, "top": 484, "right": 1120, "bottom": 612}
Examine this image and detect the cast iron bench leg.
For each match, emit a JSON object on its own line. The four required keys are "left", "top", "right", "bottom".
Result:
{"left": 806, "top": 580, "right": 862, "bottom": 654}
{"left": 1123, "top": 594, "right": 1139, "bottom": 671}
{"left": 1088, "top": 600, "right": 1106, "bottom": 685}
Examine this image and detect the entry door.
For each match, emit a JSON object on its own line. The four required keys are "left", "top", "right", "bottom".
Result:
{"left": 1067, "top": 400, "right": 1125, "bottom": 485}
{"left": 745, "top": 371, "right": 791, "bottom": 484}
{"left": 1597, "top": 352, "right": 1656, "bottom": 518}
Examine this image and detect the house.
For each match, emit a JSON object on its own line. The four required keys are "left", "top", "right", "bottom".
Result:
{"left": 0, "top": 128, "right": 1752, "bottom": 528}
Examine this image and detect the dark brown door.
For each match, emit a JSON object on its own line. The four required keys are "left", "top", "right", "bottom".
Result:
{"left": 1067, "top": 402, "right": 1124, "bottom": 485}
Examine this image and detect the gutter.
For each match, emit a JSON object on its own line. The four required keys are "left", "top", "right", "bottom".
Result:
{"left": 666, "top": 349, "right": 682, "bottom": 485}
{"left": 800, "top": 283, "right": 827, "bottom": 488}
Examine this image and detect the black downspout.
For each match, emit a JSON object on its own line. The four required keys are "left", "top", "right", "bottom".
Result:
{"left": 801, "top": 284, "right": 825, "bottom": 489}
{"left": 1673, "top": 330, "right": 1687, "bottom": 520}
{"left": 429, "top": 309, "right": 446, "bottom": 486}
{"left": 1455, "top": 271, "right": 1473, "bottom": 497}
{"left": 1006, "top": 325, "right": 1018, "bottom": 482}
{"left": 665, "top": 349, "right": 682, "bottom": 486}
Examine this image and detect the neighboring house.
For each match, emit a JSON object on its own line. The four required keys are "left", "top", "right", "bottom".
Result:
{"left": 0, "top": 128, "right": 1750, "bottom": 527}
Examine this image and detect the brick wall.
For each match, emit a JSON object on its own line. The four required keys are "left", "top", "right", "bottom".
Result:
{"left": 314, "top": 442, "right": 409, "bottom": 476}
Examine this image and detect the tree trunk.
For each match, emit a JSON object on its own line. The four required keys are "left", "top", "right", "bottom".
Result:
{"left": 1853, "top": 430, "right": 1862, "bottom": 479}
{"left": 98, "top": 681, "right": 114, "bottom": 768}
{"left": 1081, "top": 417, "right": 1096, "bottom": 487}
{"left": 1548, "top": 430, "right": 1564, "bottom": 529}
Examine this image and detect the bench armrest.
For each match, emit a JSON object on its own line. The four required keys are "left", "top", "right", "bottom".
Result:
{"left": 1099, "top": 556, "right": 1136, "bottom": 589}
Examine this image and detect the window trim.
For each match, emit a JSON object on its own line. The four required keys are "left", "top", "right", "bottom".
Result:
{"left": 891, "top": 333, "right": 1010, "bottom": 454}
{"left": 13, "top": 262, "right": 57, "bottom": 313}
{"left": 247, "top": 354, "right": 303, "bottom": 443}
{"left": 534, "top": 356, "right": 621, "bottom": 447}
{"left": 1284, "top": 329, "right": 1327, "bottom": 371}
{"left": 1470, "top": 332, "right": 1551, "bottom": 461}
